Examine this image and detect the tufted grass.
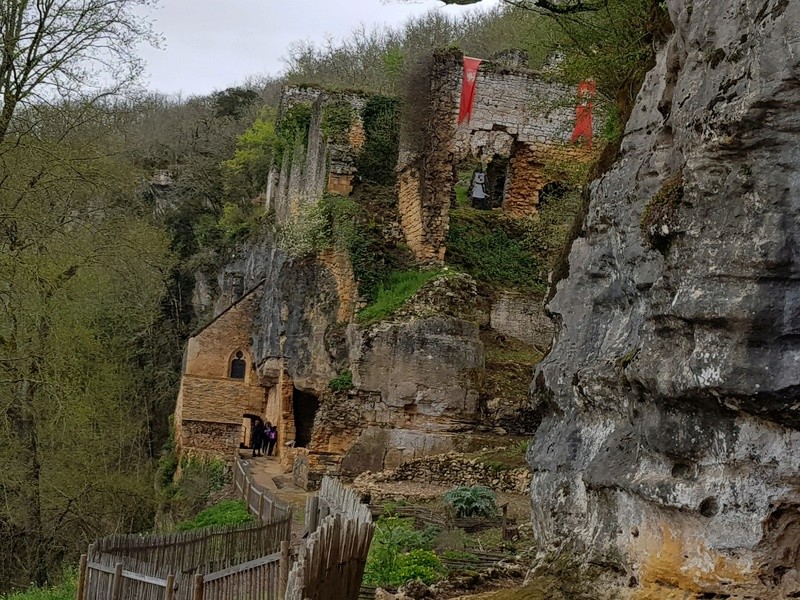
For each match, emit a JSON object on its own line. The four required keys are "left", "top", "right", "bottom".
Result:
{"left": 357, "top": 269, "right": 442, "bottom": 324}
{"left": 175, "top": 499, "right": 253, "bottom": 531}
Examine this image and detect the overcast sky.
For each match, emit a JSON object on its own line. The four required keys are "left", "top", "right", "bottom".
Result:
{"left": 137, "top": 0, "right": 499, "bottom": 96}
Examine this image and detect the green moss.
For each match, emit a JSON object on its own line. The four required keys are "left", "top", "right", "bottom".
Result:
{"left": 276, "top": 103, "right": 313, "bottom": 163}
{"left": 321, "top": 100, "right": 355, "bottom": 143}
{"left": 357, "top": 269, "right": 442, "bottom": 324}
{"left": 357, "top": 96, "right": 400, "bottom": 185}
{"left": 175, "top": 500, "right": 253, "bottom": 531}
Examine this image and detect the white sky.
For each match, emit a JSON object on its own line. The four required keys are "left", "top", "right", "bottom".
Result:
{"left": 137, "top": 0, "right": 500, "bottom": 96}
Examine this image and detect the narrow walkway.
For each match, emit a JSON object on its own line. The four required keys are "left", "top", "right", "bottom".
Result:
{"left": 239, "top": 452, "right": 311, "bottom": 516}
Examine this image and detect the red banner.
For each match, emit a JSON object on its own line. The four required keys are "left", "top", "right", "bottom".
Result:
{"left": 570, "top": 79, "right": 596, "bottom": 148}
{"left": 458, "top": 57, "right": 483, "bottom": 125}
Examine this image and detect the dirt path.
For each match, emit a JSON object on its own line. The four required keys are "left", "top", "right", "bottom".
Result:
{"left": 241, "top": 454, "right": 311, "bottom": 531}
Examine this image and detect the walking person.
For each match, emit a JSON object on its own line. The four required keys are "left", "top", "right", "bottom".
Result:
{"left": 266, "top": 425, "right": 278, "bottom": 456}
{"left": 252, "top": 419, "right": 265, "bottom": 457}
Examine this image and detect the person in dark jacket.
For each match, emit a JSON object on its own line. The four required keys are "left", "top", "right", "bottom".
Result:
{"left": 252, "top": 420, "right": 265, "bottom": 457}
{"left": 266, "top": 425, "right": 278, "bottom": 456}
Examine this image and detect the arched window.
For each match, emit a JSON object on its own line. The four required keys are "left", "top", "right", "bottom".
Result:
{"left": 230, "top": 351, "right": 246, "bottom": 379}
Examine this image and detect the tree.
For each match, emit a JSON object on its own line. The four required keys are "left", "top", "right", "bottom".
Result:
{"left": 397, "top": 0, "right": 604, "bottom": 12}
{"left": 0, "top": 102, "right": 174, "bottom": 589}
{"left": 0, "top": 0, "right": 158, "bottom": 143}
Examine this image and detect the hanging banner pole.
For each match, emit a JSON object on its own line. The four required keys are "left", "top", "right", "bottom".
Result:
{"left": 458, "top": 56, "right": 483, "bottom": 125}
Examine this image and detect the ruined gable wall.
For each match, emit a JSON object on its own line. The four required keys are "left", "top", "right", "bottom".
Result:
{"left": 270, "top": 87, "right": 369, "bottom": 223}
{"left": 398, "top": 52, "right": 587, "bottom": 263}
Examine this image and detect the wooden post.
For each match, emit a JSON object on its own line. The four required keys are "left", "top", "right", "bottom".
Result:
{"left": 164, "top": 575, "right": 175, "bottom": 600}
{"left": 278, "top": 540, "right": 290, "bottom": 600}
{"left": 307, "top": 496, "right": 319, "bottom": 533}
{"left": 75, "top": 554, "right": 87, "bottom": 600}
{"left": 111, "top": 563, "right": 123, "bottom": 600}
{"left": 268, "top": 498, "right": 276, "bottom": 522}
{"left": 501, "top": 503, "right": 508, "bottom": 540}
{"left": 193, "top": 573, "right": 204, "bottom": 600}
{"left": 257, "top": 492, "right": 265, "bottom": 521}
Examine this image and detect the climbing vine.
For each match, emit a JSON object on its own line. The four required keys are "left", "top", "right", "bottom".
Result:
{"left": 357, "top": 96, "right": 401, "bottom": 185}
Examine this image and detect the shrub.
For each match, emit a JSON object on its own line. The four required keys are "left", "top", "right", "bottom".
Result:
{"left": 329, "top": 370, "right": 354, "bottom": 392}
{"left": 446, "top": 208, "right": 547, "bottom": 292}
{"left": 363, "top": 517, "right": 444, "bottom": 588}
{"left": 1, "top": 576, "right": 76, "bottom": 600}
{"left": 444, "top": 486, "right": 498, "bottom": 518}
{"left": 175, "top": 500, "right": 253, "bottom": 531}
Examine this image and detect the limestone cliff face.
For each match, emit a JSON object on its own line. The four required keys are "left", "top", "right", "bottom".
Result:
{"left": 530, "top": 0, "right": 800, "bottom": 595}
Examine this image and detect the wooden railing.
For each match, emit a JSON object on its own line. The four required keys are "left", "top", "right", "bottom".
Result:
{"left": 233, "top": 457, "right": 292, "bottom": 523}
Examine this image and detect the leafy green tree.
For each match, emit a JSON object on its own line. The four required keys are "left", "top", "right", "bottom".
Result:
{"left": 0, "top": 102, "right": 174, "bottom": 589}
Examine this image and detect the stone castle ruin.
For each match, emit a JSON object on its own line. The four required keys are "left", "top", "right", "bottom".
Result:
{"left": 397, "top": 49, "right": 596, "bottom": 262}
{"left": 266, "top": 86, "right": 369, "bottom": 223}
{"left": 173, "top": 49, "right": 597, "bottom": 489}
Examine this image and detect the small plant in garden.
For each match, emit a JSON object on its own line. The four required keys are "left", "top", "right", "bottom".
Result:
{"left": 444, "top": 486, "right": 498, "bottom": 518}
{"left": 363, "top": 517, "right": 445, "bottom": 587}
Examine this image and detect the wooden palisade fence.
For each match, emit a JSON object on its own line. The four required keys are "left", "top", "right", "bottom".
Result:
{"left": 76, "top": 457, "right": 373, "bottom": 600}
{"left": 285, "top": 478, "right": 375, "bottom": 600}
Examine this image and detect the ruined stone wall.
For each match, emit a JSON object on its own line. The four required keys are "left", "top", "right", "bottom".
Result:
{"left": 397, "top": 52, "right": 461, "bottom": 264}
{"left": 270, "top": 86, "right": 369, "bottom": 223}
{"left": 490, "top": 292, "right": 554, "bottom": 351}
{"left": 397, "top": 51, "right": 591, "bottom": 263}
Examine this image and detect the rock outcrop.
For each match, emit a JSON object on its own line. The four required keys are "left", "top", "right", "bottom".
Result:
{"left": 529, "top": 0, "right": 800, "bottom": 596}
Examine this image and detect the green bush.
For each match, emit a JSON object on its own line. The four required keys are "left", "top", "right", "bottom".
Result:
{"left": 0, "top": 577, "right": 76, "bottom": 600}
{"left": 156, "top": 451, "right": 178, "bottom": 489}
{"left": 357, "top": 269, "right": 442, "bottom": 324}
{"left": 444, "top": 486, "right": 498, "bottom": 519}
{"left": 329, "top": 370, "right": 354, "bottom": 392}
{"left": 175, "top": 500, "right": 253, "bottom": 531}
{"left": 446, "top": 208, "right": 546, "bottom": 292}
{"left": 363, "top": 517, "right": 444, "bottom": 588}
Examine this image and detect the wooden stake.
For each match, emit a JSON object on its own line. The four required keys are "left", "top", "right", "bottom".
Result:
{"left": 75, "top": 554, "right": 87, "bottom": 600}
{"left": 279, "top": 540, "right": 290, "bottom": 600}
{"left": 111, "top": 563, "right": 123, "bottom": 600}
{"left": 164, "top": 574, "right": 175, "bottom": 600}
{"left": 193, "top": 573, "right": 204, "bottom": 600}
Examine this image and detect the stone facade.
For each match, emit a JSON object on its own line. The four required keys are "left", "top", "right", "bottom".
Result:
{"left": 398, "top": 50, "right": 596, "bottom": 263}
{"left": 174, "top": 283, "right": 270, "bottom": 458}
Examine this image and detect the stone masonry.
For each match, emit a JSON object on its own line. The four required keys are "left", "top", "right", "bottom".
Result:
{"left": 397, "top": 50, "right": 595, "bottom": 262}
{"left": 267, "top": 86, "right": 370, "bottom": 223}
{"left": 174, "top": 283, "right": 268, "bottom": 458}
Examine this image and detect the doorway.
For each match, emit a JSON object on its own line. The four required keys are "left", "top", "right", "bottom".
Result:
{"left": 292, "top": 389, "right": 320, "bottom": 448}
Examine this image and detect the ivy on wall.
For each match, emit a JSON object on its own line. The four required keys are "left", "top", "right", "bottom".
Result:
{"left": 357, "top": 96, "right": 401, "bottom": 185}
